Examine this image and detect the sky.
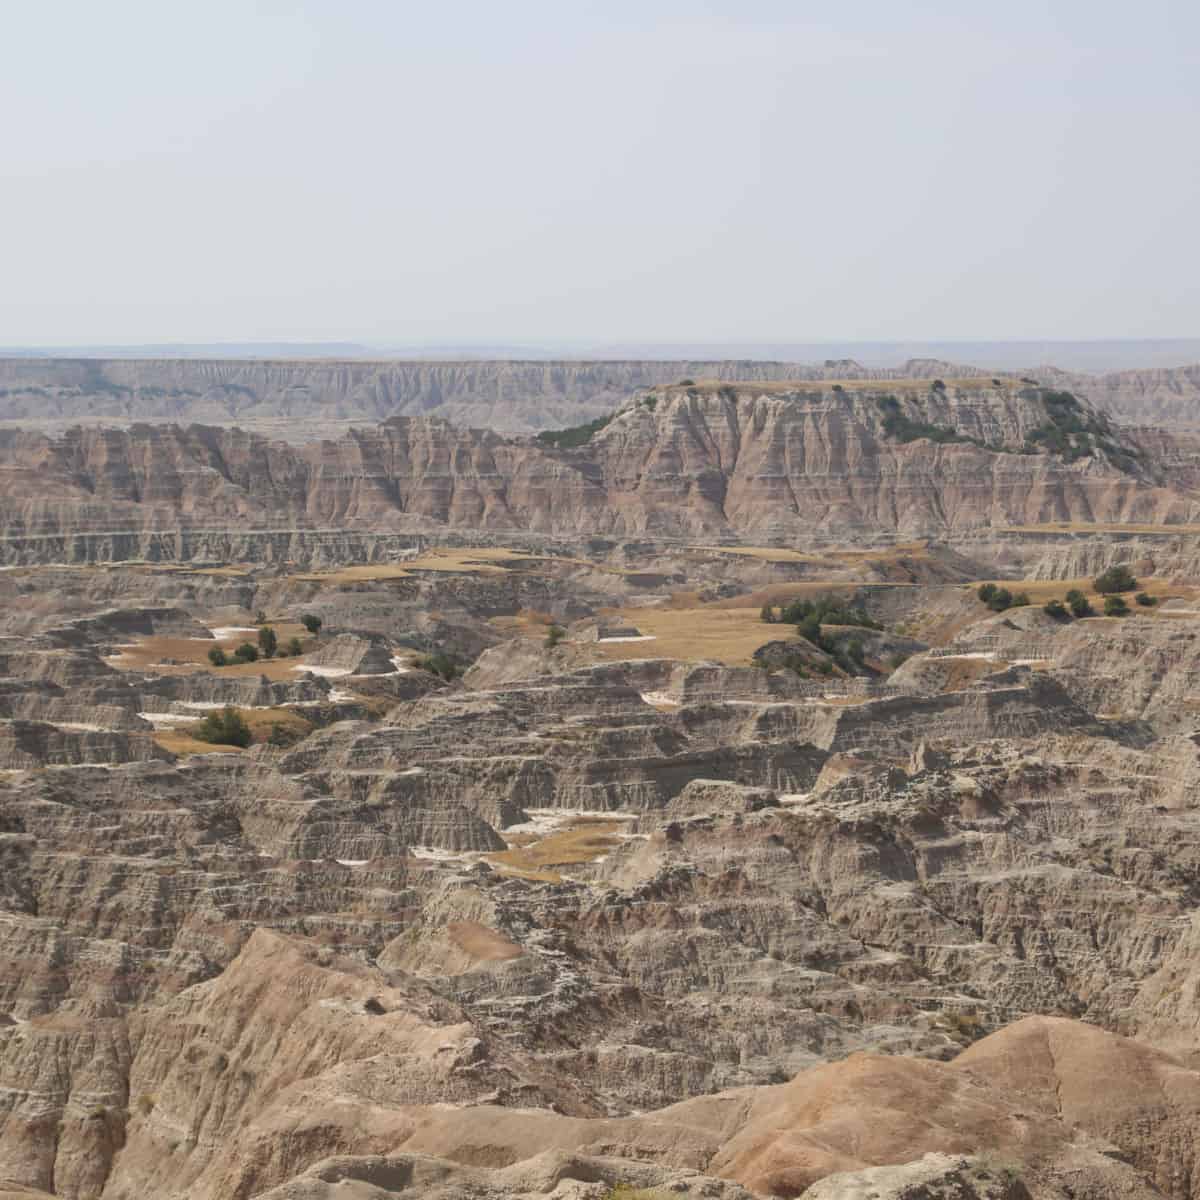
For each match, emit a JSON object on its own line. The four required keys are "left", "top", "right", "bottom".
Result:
{"left": 3, "top": 0, "right": 1198, "bottom": 345}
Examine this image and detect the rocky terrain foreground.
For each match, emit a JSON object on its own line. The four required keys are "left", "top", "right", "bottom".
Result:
{"left": 5, "top": 370, "right": 1200, "bottom": 1198}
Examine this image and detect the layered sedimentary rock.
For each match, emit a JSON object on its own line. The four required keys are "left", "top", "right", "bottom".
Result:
{"left": 0, "top": 383, "right": 1195, "bottom": 565}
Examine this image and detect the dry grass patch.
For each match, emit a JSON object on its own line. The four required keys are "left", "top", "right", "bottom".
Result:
{"left": 589, "top": 603, "right": 782, "bottom": 665}
{"left": 998, "top": 522, "right": 1200, "bottom": 535}
{"left": 445, "top": 921, "right": 524, "bottom": 962}
{"left": 291, "top": 547, "right": 549, "bottom": 585}
{"left": 486, "top": 817, "right": 627, "bottom": 882}
{"left": 107, "top": 623, "right": 314, "bottom": 679}
{"left": 154, "top": 730, "right": 243, "bottom": 756}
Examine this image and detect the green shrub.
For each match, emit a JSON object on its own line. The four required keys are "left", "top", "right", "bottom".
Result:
{"left": 545, "top": 625, "right": 566, "bottom": 648}
{"left": 888, "top": 652, "right": 911, "bottom": 670}
{"left": 535, "top": 413, "right": 614, "bottom": 449}
{"left": 846, "top": 637, "right": 865, "bottom": 666}
{"left": 677, "top": 379, "right": 695, "bottom": 387}
{"left": 191, "top": 706, "right": 252, "bottom": 748}
{"left": 1104, "top": 595, "right": 1129, "bottom": 617}
{"left": 416, "top": 651, "right": 461, "bottom": 680}
{"left": 207, "top": 646, "right": 228, "bottom": 667}
{"left": 233, "top": 642, "right": 258, "bottom": 663}
{"left": 1094, "top": 565, "right": 1137, "bottom": 594}
{"left": 285, "top": 637, "right": 304, "bottom": 656}
{"left": 1043, "top": 599, "right": 1068, "bottom": 620}
{"left": 978, "top": 583, "right": 998, "bottom": 603}
{"left": 301, "top": 613, "right": 322, "bottom": 634}
{"left": 255, "top": 610, "right": 267, "bottom": 624}
{"left": 1136, "top": 592, "right": 1157, "bottom": 607}
{"left": 257, "top": 626, "right": 278, "bottom": 659}
{"left": 1011, "top": 592, "right": 1031, "bottom": 607}
{"left": 985, "top": 587, "right": 1013, "bottom": 612}
{"left": 1068, "top": 593, "right": 1093, "bottom": 618}
{"left": 760, "top": 604, "right": 777, "bottom": 624}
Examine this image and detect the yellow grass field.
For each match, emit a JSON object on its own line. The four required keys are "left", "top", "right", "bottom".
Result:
{"left": 486, "top": 816, "right": 629, "bottom": 883}
{"left": 591, "top": 604, "right": 783, "bottom": 665}
{"left": 108, "top": 622, "right": 314, "bottom": 679}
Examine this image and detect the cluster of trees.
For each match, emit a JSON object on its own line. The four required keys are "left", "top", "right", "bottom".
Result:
{"left": 760, "top": 594, "right": 880, "bottom": 673}
{"left": 977, "top": 583, "right": 1031, "bottom": 612}
{"left": 207, "top": 614, "right": 323, "bottom": 668}
{"left": 190, "top": 706, "right": 252, "bottom": 748}
{"left": 875, "top": 394, "right": 982, "bottom": 448}
{"left": 1042, "top": 567, "right": 1154, "bottom": 621}
{"left": 535, "top": 414, "right": 614, "bottom": 449}
{"left": 762, "top": 595, "right": 881, "bottom": 631}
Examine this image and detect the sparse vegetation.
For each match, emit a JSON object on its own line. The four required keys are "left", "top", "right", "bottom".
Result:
{"left": 888, "top": 652, "right": 911, "bottom": 670}
{"left": 1136, "top": 592, "right": 1157, "bottom": 607}
{"left": 1094, "top": 564, "right": 1137, "bottom": 594}
{"left": 545, "top": 624, "right": 566, "bottom": 648}
{"left": 190, "top": 706, "right": 252, "bottom": 748}
{"left": 1104, "top": 594, "right": 1130, "bottom": 617}
{"left": 255, "top": 610, "right": 267, "bottom": 624}
{"left": 877, "top": 394, "right": 980, "bottom": 447}
{"left": 776, "top": 595, "right": 881, "bottom": 631}
{"left": 1066, "top": 588, "right": 1093, "bottom": 618}
{"left": 257, "top": 625, "right": 278, "bottom": 659}
{"left": 536, "top": 413, "right": 614, "bottom": 449}
{"left": 416, "top": 651, "right": 462, "bottom": 680}
{"left": 300, "top": 613, "right": 323, "bottom": 634}
{"left": 207, "top": 646, "right": 228, "bottom": 667}
{"left": 233, "top": 642, "right": 259, "bottom": 663}
{"left": 1022, "top": 389, "right": 1120, "bottom": 465}
{"left": 1043, "top": 599, "right": 1068, "bottom": 620}
{"left": 284, "top": 636, "right": 304, "bottom": 656}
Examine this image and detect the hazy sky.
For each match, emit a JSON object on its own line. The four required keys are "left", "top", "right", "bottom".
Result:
{"left": 4, "top": 1, "right": 1198, "bottom": 344}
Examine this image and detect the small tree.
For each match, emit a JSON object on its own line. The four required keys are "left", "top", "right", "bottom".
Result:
{"left": 417, "top": 651, "right": 461, "bottom": 681}
{"left": 1043, "top": 599, "right": 1068, "bottom": 620}
{"left": 207, "top": 646, "right": 228, "bottom": 667}
{"left": 978, "top": 583, "right": 998, "bottom": 604}
{"left": 797, "top": 613, "right": 822, "bottom": 646}
{"left": 234, "top": 642, "right": 259, "bottom": 663}
{"left": 1068, "top": 593, "right": 1093, "bottom": 618}
{"left": 191, "top": 706, "right": 252, "bottom": 748}
{"left": 258, "top": 626, "right": 278, "bottom": 659}
{"left": 1104, "top": 594, "right": 1129, "bottom": 617}
{"left": 1135, "top": 592, "right": 1156, "bottom": 607}
{"left": 760, "top": 604, "right": 776, "bottom": 624}
{"left": 1011, "top": 592, "right": 1031, "bottom": 607}
{"left": 846, "top": 637, "right": 865, "bottom": 666}
{"left": 255, "top": 610, "right": 267, "bottom": 625}
{"left": 1094, "top": 565, "right": 1137, "bottom": 595}
{"left": 301, "top": 614, "right": 323, "bottom": 634}
{"left": 285, "top": 636, "right": 304, "bottom": 656}
{"left": 545, "top": 625, "right": 566, "bottom": 648}
{"left": 986, "top": 587, "right": 1013, "bottom": 612}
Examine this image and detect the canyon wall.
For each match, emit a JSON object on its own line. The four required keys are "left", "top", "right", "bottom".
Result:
{"left": 0, "top": 383, "right": 1194, "bottom": 563}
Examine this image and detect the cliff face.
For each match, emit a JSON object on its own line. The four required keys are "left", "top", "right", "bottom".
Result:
{"left": 1081, "top": 364, "right": 1200, "bottom": 428}
{"left": 0, "top": 383, "right": 1194, "bottom": 560}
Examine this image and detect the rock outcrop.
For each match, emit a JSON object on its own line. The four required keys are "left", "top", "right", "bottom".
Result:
{"left": 0, "top": 383, "right": 1194, "bottom": 564}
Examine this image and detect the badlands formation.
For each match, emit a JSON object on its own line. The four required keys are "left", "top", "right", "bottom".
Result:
{"left": 5, "top": 368, "right": 1200, "bottom": 1198}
